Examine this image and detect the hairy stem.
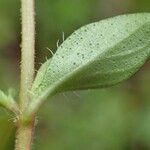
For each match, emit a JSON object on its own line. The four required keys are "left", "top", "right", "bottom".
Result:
{"left": 15, "top": 118, "right": 35, "bottom": 150}
{"left": 15, "top": 0, "right": 35, "bottom": 149}
{"left": 20, "top": 0, "right": 35, "bottom": 111}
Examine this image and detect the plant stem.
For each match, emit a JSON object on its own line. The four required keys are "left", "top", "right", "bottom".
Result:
{"left": 15, "top": 0, "right": 35, "bottom": 149}
{"left": 15, "top": 118, "right": 35, "bottom": 150}
{"left": 20, "top": 0, "right": 35, "bottom": 111}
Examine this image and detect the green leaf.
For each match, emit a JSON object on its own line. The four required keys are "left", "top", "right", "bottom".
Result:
{"left": 28, "top": 13, "right": 150, "bottom": 115}
{"left": 0, "top": 90, "right": 19, "bottom": 114}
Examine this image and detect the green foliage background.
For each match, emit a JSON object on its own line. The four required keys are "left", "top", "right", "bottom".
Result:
{"left": 0, "top": 0, "right": 149, "bottom": 149}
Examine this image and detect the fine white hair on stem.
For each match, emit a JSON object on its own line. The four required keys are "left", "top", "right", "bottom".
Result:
{"left": 62, "top": 32, "right": 65, "bottom": 42}
{"left": 46, "top": 47, "right": 54, "bottom": 56}
{"left": 56, "top": 39, "right": 60, "bottom": 49}
{"left": 45, "top": 56, "right": 48, "bottom": 61}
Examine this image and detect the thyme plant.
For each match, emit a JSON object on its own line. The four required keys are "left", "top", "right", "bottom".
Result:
{"left": 0, "top": 0, "right": 149, "bottom": 149}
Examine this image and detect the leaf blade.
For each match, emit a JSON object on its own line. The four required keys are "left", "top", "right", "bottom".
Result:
{"left": 28, "top": 13, "right": 150, "bottom": 114}
{"left": 0, "top": 90, "right": 19, "bottom": 114}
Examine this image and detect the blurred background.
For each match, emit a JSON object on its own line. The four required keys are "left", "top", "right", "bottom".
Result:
{"left": 0, "top": 0, "right": 150, "bottom": 149}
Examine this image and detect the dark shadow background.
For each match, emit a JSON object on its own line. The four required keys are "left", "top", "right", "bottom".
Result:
{"left": 0, "top": 0, "right": 150, "bottom": 149}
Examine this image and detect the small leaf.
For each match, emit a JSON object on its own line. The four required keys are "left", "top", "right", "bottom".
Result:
{"left": 28, "top": 13, "right": 150, "bottom": 114}
{"left": 0, "top": 90, "right": 19, "bottom": 114}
